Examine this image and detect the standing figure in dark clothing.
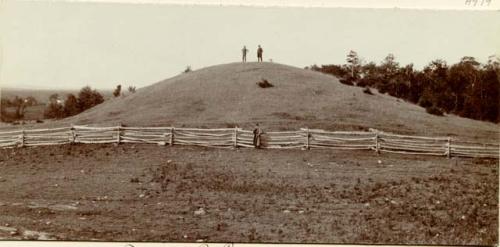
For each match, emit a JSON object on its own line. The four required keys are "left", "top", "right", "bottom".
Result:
{"left": 253, "top": 123, "right": 263, "bottom": 148}
{"left": 257, "top": 45, "right": 263, "bottom": 62}
{"left": 242, "top": 46, "right": 249, "bottom": 62}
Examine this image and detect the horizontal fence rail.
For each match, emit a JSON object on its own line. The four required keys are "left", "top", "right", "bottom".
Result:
{"left": 0, "top": 125, "right": 498, "bottom": 159}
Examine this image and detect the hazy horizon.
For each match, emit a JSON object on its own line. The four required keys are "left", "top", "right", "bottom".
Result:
{"left": 1, "top": 1, "right": 499, "bottom": 90}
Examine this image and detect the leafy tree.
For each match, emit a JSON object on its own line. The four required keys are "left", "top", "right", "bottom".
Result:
{"left": 346, "top": 50, "right": 361, "bottom": 79}
{"left": 447, "top": 57, "right": 479, "bottom": 114}
{"left": 44, "top": 94, "right": 65, "bottom": 119}
{"left": 380, "top": 54, "right": 399, "bottom": 79}
{"left": 77, "top": 86, "right": 104, "bottom": 112}
{"left": 63, "top": 94, "right": 80, "bottom": 117}
{"left": 0, "top": 99, "right": 9, "bottom": 122}
{"left": 419, "top": 60, "right": 449, "bottom": 111}
{"left": 477, "top": 63, "right": 499, "bottom": 122}
{"left": 357, "top": 62, "right": 380, "bottom": 87}
{"left": 25, "top": 96, "right": 38, "bottom": 106}
{"left": 11, "top": 96, "right": 28, "bottom": 119}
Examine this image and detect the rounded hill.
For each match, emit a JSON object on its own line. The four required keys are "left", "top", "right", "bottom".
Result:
{"left": 66, "top": 62, "right": 498, "bottom": 140}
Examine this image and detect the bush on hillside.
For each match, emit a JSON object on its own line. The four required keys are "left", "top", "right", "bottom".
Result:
{"left": 426, "top": 106, "right": 444, "bottom": 116}
{"left": 339, "top": 76, "right": 355, "bottom": 86}
{"left": 418, "top": 97, "right": 433, "bottom": 108}
{"left": 113, "top": 85, "right": 122, "bottom": 97}
{"left": 257, "top": 79, "right": 273, "bottom": 88}
{"left": 363, "top": 87, "right": 374, "bottom": 95}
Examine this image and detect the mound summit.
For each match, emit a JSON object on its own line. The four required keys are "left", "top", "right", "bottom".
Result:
{"left": 67, "top": 62, "right": 497, "bottom": 141}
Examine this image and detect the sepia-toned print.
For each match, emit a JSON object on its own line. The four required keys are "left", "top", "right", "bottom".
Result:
{"left": 0, "top": 1, "right": 498, "bottom": 245}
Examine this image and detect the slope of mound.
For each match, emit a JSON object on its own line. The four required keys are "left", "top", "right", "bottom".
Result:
{"left": 65, "top": 62, "right": 497, "bottom": 141}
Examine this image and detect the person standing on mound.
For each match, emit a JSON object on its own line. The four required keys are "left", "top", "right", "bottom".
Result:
{"left": 253, "top": 123, "right": 263, "bottom": 148}
{"left": 242, "top": 46, "right": 249, "bottom": 62}
{"left": 257, "top": 45, "right": 263, "bottom": 62}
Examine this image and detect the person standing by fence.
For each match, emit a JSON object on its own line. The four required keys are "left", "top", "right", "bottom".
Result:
{"left": 253, "top": 123, "right": 263, "bottom": 148}
{"left": 242, "top": 46, "right": 249, "bottom": 62}
{"left": 257, "top": 45, "right": 263, "bottom": 62}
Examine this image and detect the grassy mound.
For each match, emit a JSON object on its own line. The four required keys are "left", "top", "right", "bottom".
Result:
{"left": 53, "top": 62, "right": 498, "bottom": 141}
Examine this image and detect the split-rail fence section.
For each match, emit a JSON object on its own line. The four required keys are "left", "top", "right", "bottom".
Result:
{"left": 0, "top": 125, "right": 498, "bottom": 159}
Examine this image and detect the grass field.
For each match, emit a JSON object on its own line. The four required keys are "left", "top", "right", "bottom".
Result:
{"left": 0, "top": 143, "right": 497, "bottom": 244}
{"left": 3, "top": 105, "right": 46, "bottom": 121}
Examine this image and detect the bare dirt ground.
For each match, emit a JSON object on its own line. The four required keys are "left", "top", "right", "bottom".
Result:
{"left": 0, "top": 144, "right": 497, "bottom": 244}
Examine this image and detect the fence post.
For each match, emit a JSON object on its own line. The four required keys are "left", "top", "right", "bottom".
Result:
{"left": 70, "top": 125, "right": 76, "bottom": 144}
{"left": 169, "top": 127, "right": 174, "bottom": 146}
{"left": 163, "top": 132, "right": 168, "bottom": 146}
{"left": 305, "top": 128, "right": 310, "bottom": 150}
{"left": 19, "top": 129, "right": 25, "bottom": 148}
{"left": 375, "top": 132, "right": 380, "bottom": 154}
{"left": 116, "top": 124, "right": 122, "bottom": 144}
{"left": 233, "top": 127, "right": 238, "bottom": 148}
{"left": 447, "top": 137, "right": 451, "bottom": 158}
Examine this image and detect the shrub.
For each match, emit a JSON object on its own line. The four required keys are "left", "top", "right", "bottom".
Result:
{"left": 418, "top": 97, "right": 433, "bottom": 108}
{"left": 426, "top": 106, "right": 444, "bottom": 116}
{"left": 113, "top": 85, "right": 121, "bottom": 97}
{"left": 128, "top": 86, "right": 136, "bottom": 93}
{"left": 339, "top": 77, "right": 354, "bottom": 86}
{"left": 257, "top": 79, "right": 273, "bottom": 88}
{"left": 363, "top": 87, "right": 374, "bottom": 95}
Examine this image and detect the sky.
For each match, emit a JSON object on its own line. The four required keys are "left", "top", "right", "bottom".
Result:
{"left": 1, "top": 1, "right": 499, "bottom": 90}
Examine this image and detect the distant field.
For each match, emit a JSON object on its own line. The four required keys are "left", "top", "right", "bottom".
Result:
{"left": 1, "top": 88, "right": 113, "bottom": 104}
{"left": 4, "top": 105, "right": 46, "bottom": 121}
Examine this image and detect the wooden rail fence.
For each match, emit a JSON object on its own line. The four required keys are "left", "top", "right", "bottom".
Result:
{"left": 0, "top": 125, "right": 498, "bottom": 159}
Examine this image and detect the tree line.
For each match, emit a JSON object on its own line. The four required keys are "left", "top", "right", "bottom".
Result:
{"left": 307, "top": 51, "right": 499, "bottom": 122}
{"left": 44, "top": 86, "right": 105, "bottom": 119}
{"left": 1, "top": 84, "right": 138, "bottom": 123}
{"left": 45, "top": 85, "right": 136, "bottom": 119}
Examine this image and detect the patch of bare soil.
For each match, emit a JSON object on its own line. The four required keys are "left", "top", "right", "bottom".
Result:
{"left": 0, "top": 144, "right": 497, "bottom": 244}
